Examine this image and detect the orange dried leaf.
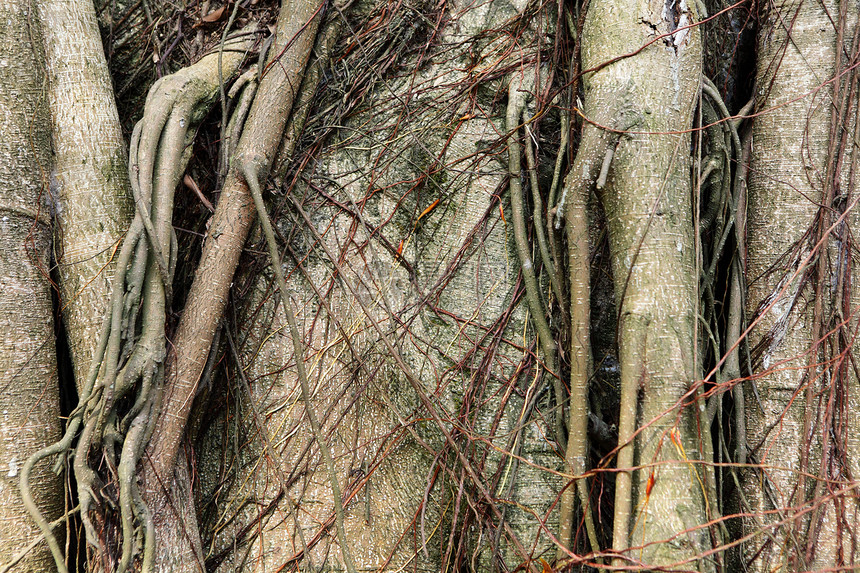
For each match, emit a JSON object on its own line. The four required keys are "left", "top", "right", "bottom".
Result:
{"left": 416, "top": 198, "right": 440, "bottom": 223}
{"left": 670, "top": 426, "right": 681, "bottom": 448}
{"left": 646, "top": 472, "right": 656, "bottom": 497}
{"left": 202, "top": 5, "right": 226, "bottom": 22}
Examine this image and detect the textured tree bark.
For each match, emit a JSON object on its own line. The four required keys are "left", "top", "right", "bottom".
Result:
{"left": 143, "top": 0, "right": 323, "bottom": 487}
{"left": 574, "top": 0, "right": 712, "bottom": 567}
{"left": 0, "top": 0, "right": 64, "bottom": 570}
{"left": 743, "top": 2, "right": 860, "bottom": 570}
{"left": 37, "top": 0, "right": 133, "bottom": 392}
{"left": 558, "top": 136, "right": 594, "bottom": 557}
{"left": 194, "top": 1, "right": 563, "bottom": 570}
{"left": 139, "top": 0, "right": 323, "bottom": 569}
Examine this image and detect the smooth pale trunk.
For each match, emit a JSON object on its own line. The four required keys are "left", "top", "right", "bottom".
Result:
{"left": 744, "top": 2, "right": 860, "bottom": 569}
{"left": 577, "top": 0, "right": 713, "bottom": 567}
{"left": 38, "top": 0, "right": 133, "bottom": 392}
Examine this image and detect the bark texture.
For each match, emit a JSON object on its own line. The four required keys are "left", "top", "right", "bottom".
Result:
{"left": 38, "top": 0, "right": 133, "bottom": 392}
{"left": 575, "top": 0, "right": 712, "bottom": 567}
{"left": 195, "top": 0, "right": 562, "bottom": 570}
{"left": 139, "top": 0, "right": 322, "bottom": 569}
{"left": 143, "top": 0, "right": 323, "bottom": 486}
{"left": 0, "top": 1, "right": 63, "bottom": 569}
{"left": 744, "top": 2, "right": 860, "bottom": 569}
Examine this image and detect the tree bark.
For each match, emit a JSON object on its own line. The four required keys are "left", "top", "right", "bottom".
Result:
{"left": 743, "top": 2, "right": 860, "bottom": 570}
{"left": 17, "top": 0, "right": 860, "bottom": 569}
{"left": 0, "top": 0, "right": 63, "bottom": 569}
{"left": 143, "top": 0, "right": 323, "bottom": 487}
{"left": 194, "top": 1, "right": 564, "bottom": 570}
{"left": 139, "top": 0, "right": 323, "bottom": 569}
{"left": 38, "top": 0, "right": 133, "bottom": 392}
{"left": 573, "top": 0, "right": 713, "bottom": 567}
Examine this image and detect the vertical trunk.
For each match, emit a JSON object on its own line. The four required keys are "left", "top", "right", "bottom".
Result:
{"left": 0, "top": 0, "right": 64, "bottom": 569}
{"left": 575, "top": 0, "right": 711, "bottom": 567}
{"left": 37, "top": 0, "right": 133, "bottom": 392}
{"left": 744, "top": 2, "right": 860, "bottom": 569}
{"left": 143, "top": 0, "right": 322, "bottom": 490}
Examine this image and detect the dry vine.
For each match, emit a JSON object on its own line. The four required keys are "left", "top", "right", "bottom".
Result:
{"left": 23, "top": 0, "right": 844, "bottom": 570}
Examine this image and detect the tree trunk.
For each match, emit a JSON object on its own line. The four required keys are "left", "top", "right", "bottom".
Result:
{"left": 194, "top": 1, "right": 564, "bottom": 570}
{"left": 38, "top": 0, "right": 133, "bottom": 392}
{"left": 16, "top": 0, "right": 860, "bottom": 569}
{"left": 139, "top": 0, "right": 322, "bottom": 568}
{"left": 0, "top": 0, "right": 64, "bottom": 569}
{"left": 744, "top": 2, "right": 860, "bottom": 570}
{"left": 573, "top": 0, "right": 713, "bottom": 567}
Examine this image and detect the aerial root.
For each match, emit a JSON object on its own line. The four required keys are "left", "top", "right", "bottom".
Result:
{"left": 19, "top": 27, "right": 258, "bottom": 573}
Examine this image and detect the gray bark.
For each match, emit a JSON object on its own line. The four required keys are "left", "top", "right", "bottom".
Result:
{"left": 744, "top": 2, "right": 860, "bottom": 570}
{"left": 38, "top": 0, "right": 133, "bottom": 392}
{"left": 574, "top": 0, "right": 713, "bottom": 567}
{"left": 0, "top": 0, "right": 64, "bottom": 569}
{"left": 195, "top": 0, "right": 562, "bottom": 570}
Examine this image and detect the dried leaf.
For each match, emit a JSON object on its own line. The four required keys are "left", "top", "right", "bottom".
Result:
{"left": 416, "top": 198, "right": 440, "bottom": 223}
{"left": 202, "top": 5, "right": 226, "bottom": 23}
